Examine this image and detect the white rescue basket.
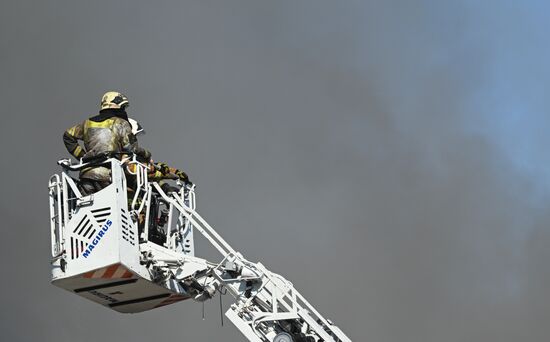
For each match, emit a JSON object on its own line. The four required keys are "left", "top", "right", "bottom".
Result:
{"left": 49, "top": 157, "right": 203, "bottom": 313}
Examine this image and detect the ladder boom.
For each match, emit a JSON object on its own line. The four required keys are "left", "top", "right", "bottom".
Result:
{"left": 165, "top": 189, "right": 352, "bottom": 342}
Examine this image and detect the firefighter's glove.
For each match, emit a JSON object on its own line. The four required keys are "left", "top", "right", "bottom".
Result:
{"left": 176, "top": 170, "right": 190, "bottom": 183}
{"left": 156, "top": 162, "right": 170, "bottom": 175}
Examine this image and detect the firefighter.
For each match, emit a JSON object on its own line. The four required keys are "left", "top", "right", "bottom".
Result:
{"left": 127, "top": 117, "right": 191, "bottom": 186}
{"left": 126, "top": 118, "right": 191, "bottom": 242}
{"left": 63, "top": 91, "right": 151, "bottom": 195}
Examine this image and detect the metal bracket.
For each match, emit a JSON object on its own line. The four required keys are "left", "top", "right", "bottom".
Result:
{"left": 76, "top": 194, "right": 94, "bottom": 207}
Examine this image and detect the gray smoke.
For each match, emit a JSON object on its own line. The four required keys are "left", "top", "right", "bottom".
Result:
{"left": 1, "top": 1, "right": 549, "bottom": 341}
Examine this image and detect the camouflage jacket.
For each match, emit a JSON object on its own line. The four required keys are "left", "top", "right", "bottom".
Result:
{"left": 63, "top": 110, "right": 151, "bottom": 181}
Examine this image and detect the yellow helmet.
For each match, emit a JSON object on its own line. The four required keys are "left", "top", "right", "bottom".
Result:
{"left": 100, "top": 91, "right": 129, "bottom": 110}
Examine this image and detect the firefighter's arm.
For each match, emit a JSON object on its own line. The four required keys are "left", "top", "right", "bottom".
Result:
{"left": 151, "top": 162, "right": 191, "bottom": 183}
{"left": 63, "top": 123, "right": 85, "bottom": 159}
{"left": 173, "top": 168, "right": 190, "bottom": 183}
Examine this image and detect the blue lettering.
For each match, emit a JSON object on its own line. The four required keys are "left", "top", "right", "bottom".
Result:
{"left": 80, "top": 218, "right": 112, "bottom": 259}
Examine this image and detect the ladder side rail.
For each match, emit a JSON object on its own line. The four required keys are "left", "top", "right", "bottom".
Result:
{"left": 185, "top": 210, "right": 233, "bottom": 256}
{"left": 256, "top": 267, "right": 346, "bottom": 339}
{"left": 130, "top": 158, "right": 141, "bottom": 210}
{"left": 61, "top": 173, "right": 83, "bottom": 198}
{"left": 171, "top": 198, "right": 230, "bottom": 256}
{"left": 61, "top": 173, "right": 83, "bottom": 206}
{"left": 61, "top": 171, "right": 70, "bottom": 228}
{"left": 226, "top": 262, "right": 296, "bottom": 312}
{"left": 142, "top": 185, "right": 152, "bottom": 242}
{"left": 221, "top": 276, "right": 335, "bottom": 342}
{"left": 174, "top": 202, "right": 231, "bottom": 257}
{"left": 178, "top": 187, "right": 188, "bottom": 252}
{"left": 174, "top": 193, "right": 237, "bottom": 256}
{"left": 249, "top": 278, "right": 304, "bottom": 327}
{"left": 143, "top": 171, "right": 352, "bottom": 341}
{"left": 295, "top": 289, "right": 333, "bottom": 330}
{"left": 258, "top": 285, "right": 339, "bottom": 342}
{"left": 53, "top": 159, "right": 89, "bottom": 257}
{"left": 158, "top": 197, "right": 352, "bottom": 341}
{"left": 166, "top": 202, "right": 175, "bottom": 248}
{"left": 184, "top": 236, "right": 334, "bottom": 338}
{"left": 297, "top": 308, "right": 339, "bottom": 342}
{"left": 220, "top": 287, "right": 272, "bottom": 342}
{"left": 189, "top": 185, "right": 196, "bottom": 210}
{"left": 127, "top": 157, "right": 147, "bottom": 212}
{"left": 258, "top": 276, "right": 349, "bottom": 342}
{"left": 61, "top": 171, "right": 83, "bottom": 241}
{"left": 54, "top": 176, "right": 63, "bottom": 246}
{"left": 210, "top": 262, "right": 303, "bottom": 329}
{"left": 184, "top": 187, "right": 196, "bottom": 254}
{"left": 188, "top": 209, "right": 236, "bottom": 256}
{"left": 132, "top": 159, "right": 152, "bottom": 217}
{"left": 57, "top": 171, "right": 82, "bottom": 258}
{"left": 215, "top": 261, "right": 348, "bottom": 341}
{"left": 49, "top": 174, "right": 62, "bottom": 257}
{"left": 176, "top": 211, "right": 186, "bottom": 251}
{"left": 250, "top": 283, "right": 300, "bottom": 323}
{"left": 181, "top": 213, "right": 193, "bottom": 254}
{"left": 225, "top": 307, "right": 264, "bottom": 342}
{"left": 168, "top": 185, "right": 235, "bottom": 256}
{"left": 151, "top": 182, "right": 234, "bottom": 257}
{"left": 140, "top": 158, "right": 150, "bottom": 191}
{"left": 294, "top": 290, "right": 352, "bottom": 342}
{"left": 327, "top": 325, "right": 352, "bottom": 342}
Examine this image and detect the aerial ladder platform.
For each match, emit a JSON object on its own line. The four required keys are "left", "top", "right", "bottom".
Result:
{"left": 48, "top": 155, "right": 353, "bottom": 342}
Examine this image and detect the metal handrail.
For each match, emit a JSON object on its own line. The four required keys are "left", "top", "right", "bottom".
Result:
{"left": 49, "top": 174, "right": 62, "bottom": 257}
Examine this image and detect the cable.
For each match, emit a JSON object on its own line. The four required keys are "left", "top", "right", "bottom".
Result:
{"left": 219, "top": 291, "right": 224, "bottom": 327}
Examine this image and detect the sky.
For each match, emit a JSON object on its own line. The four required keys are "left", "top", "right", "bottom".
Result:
{"left": 1, "top": 1, "right": 550, "bottom": 341}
